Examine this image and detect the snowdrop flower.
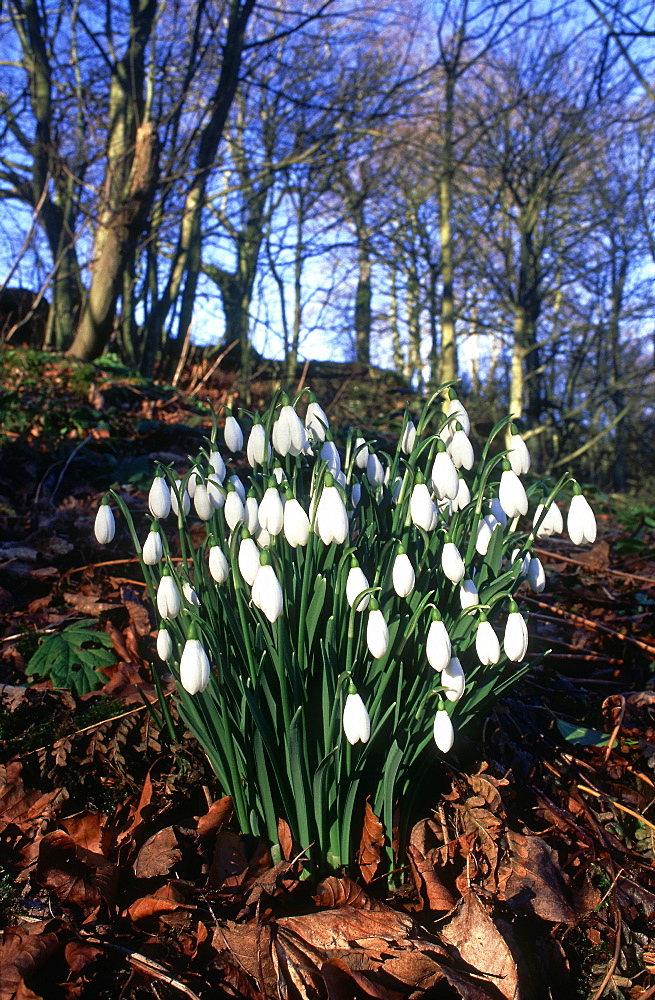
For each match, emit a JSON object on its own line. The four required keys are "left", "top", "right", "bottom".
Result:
{"left": 459, "top": 579, "right": 479, "bottom": 609}
{"left": 244, "top": 494, "right": 260, "bottom": 535}
{"left": 208, "top": 448, "right": 226, "bottom": 483}
{"left": 149, "top": 475, "right": 171, "bottom": 519}
{"left": 346, "top": 561, "right": 370, "bottom": 611}
{"left": 350, "top": 483, "right": 362, "bottom": 508}
{"left": 228, "top": 475, "right": 246, "bottom": 502}
{"left": 452, "top": 476, "right": 471, "bottom": 512}
{"left": 170, "top": 478, "right": 190, "bottom": 517}
{"left": 392, "top": 547, "right": 415, "bottom": 597}
{"left": 321, "top": 437, "right": 341, "bottom": 476}
{"left": 315, "top": 474, "right": 348, "bottom": 544}
{"left": 157, "top": 571, "right": 180, "bottom": 619}
{"left": 273, "top": 399, "right": 309, "bottom": 457}
{"left": 390, "top": 476, "right": 404, "bottom": 505}
{"left": 256, "top": 527, "right": 271, "bottom": 549}
{"left": 475, "top": 514, "right": 500, "bottom": 556}
{"left": 187, "top": 471, "right": 200, "bottom": 499}
{"left": 283, "top": 495, "right": 310, "bottom": 547}
{"left": 446, "top": 391, "right": 470, "bottom": 435}
{"left": 142, "top": 526, "right": 163, "bottom": 565}
{"left": 506, "top": 425, "right": 531, "bottom": 475}
{"left": 238, "top": 533, "right": 261, "bottom": 586}
{"left": 225, "top": 484, "right": 245, "bottom": 531}
{"left": 208, "top": 543, "right": 229, "bottom": 584}
{"left": 448, "top": 425, "right": 474, "bottom": 470}
{"left": 433, "top": 706, "right": 455, "bottom": 753}
{"left": 179, "top": 628, "right": 210, "bottom": 695}
{"left": 354, "top": 436, "right": 369, "bottom": 470}
{"left": 442, "top": 656, "right": 466, "bottom": 702}
{"left": 527, "top": 556, "right": 546, "bottom": 593}
{"left": 94, "top": 499, "right": 115, "bottom": 544}
{"left": 504, "top": 601, "right": 529, "bottom": 661}
{"left": 259, "top": 483, "right": 284, "bottom": 536}
{"left": 156, "top": 626, "right": 173, "bottom": 661}
{"left": 252, "top": 560, "right": 284, "bottom": 623}
{"left": 247, "top": 420, "right": 270, "bottom": 466}
{"left": 273, "top": 466, "right": 286, "bottom": 485}
{"left": 305, "top": 395, "right": 329, "bottom": 443}
{"left": 426, "top": 613, "right": 451, "bottom": 672}
{"left": 476, "top": 616, "right": 500, "bottom": 665}
{"left": 533, "top": 501, "right": 563, "bottom": 538}
{"left": 511, "top": 548, "right": 531, "bottom": 577}
{"left": 567, "top": 486, "right": 597, "bottom": 545}
{"left": 207, "top": 475, "right": 225, "bottom": 510}
{"left": 410, "top": 475, "right": 437, "bottom": 531}
{"left": 366, "top": 452, "right": 385, "bottom": 487}
{"left": 366, "top": 600, "right": 389, "bottom": 658}
{"left": 193, "top": 482, "right": 212, "bottom": 521}
{"left": 183, "top": 580, "right": 200, "bottom": 606}
{"left": 490, "top": 497, "right": 508, "bottom": 529}
{"left": 432, "top": 443, "right": 459, "bottom": 501}
{"left": 343, "top": 685, "right": 370, "bottom": 745}
{"left": 224, "top": 411, "right": 243, "bottom": 453}
{"left": 498, "top": 460, "right": 528, "bottom": 518}
{"left": 442, "top": 540, "right": 465, "bottom": 584}
{"left": 400, "top": 420, "right": 416, "bottom": 455}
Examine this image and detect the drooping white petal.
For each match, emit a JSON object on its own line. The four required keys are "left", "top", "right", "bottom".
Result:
{"left": 447, "top": 397, "right": 470, "bottom": 435}
{"left": 448, "top": 429, "right": 474, "bottom": 470}
{"left": 170, "top": 479, "right": 190, "bottom": 517}
{"left": 247, "top": 423, "right": 270, "bottom": 466}
{"left": 452, "top": 477, "right": 472, "bottom": 512}
{"left": 433, "top": 709, "right": 455, "bottom": 752}
{"left": 208, "top": 545, "right": 229, "bottom": 584}
{"left": 567, "top": 493, "right": 597, "bottom": 545}
{"left": 507, "top": 432, "right": 531, "bottom": 475}
{"left": 426, "top": 619, "right": 451, "bottom": 672}
{"left": 475, "top": 514, "right": 500, "bottom": 556}
{"left": 527, "top": 556, "right": 546, "bottom": 593}
{"left": 283, "top": 497, "right": 310, "bottom": 547}
{"left": 224, "top": 415, "right": 243, "bottom": 453}
{"left": 183, "top": 581, "right": 200, "bottom": 606}
{"left": 225, "top": 490, "right": 245, "bottom": 531}
{"left": 321, "top": 439, "right": 341, "bottom": 476}
{"left": 305, "top": 400, "right": 329, "bottom": 443}
{"left": 346, "top": 566, "right": 370, "bottom": 611}
{"left": 442, "top": 656, "right": 466, "bottom": 702}
{"left": 442, "top": 542, "right": 465, "bottom": 584}
{"left": 149, "top": 477, "right": 171, "bottom": 519}
{"left": 410, "top": 483, "right": 436, "bottom": 531}
{"left": 504, "top": 610, "right": 529, "bottom": 662}
{"left": 272, "top": 413, "right": 291, "bottom": 456}
{"left": 489, "top": 497, "right": 508, "bottom": 528}
{"left": 343, "top": 693, "right": 370, "bottom": 745}
{"left": 207, "top": 476, "right": 225, "bottom": 509}
{"left": 193, "top": 483, "right": 213, "bottom": 521}
{"left": 366, "top": 453, "right": 385, "bottom": 487}
{"left": 392, "top": 553, "right": 415, "bottom": 597}
{"left": 366, "top": 608, "right": 389, "bottom": 659}
{"left": 238, "top": 537, "right": 261, "bottom": 585}
{"left": 244, "top": 496, "right": 260, "bottom": 535}
{"left": 499, "top": 469, "right": 528, "bottom": 518}
{"left": 259, "top": 486, "right": 284, "bottom": 536}
{"left": 179, "top": 638, "right": 210, "bottom": 695}
{"left": 432, "top": 450, "right": 459, "bottom": 501}
{"left": 316, "top": 485, "right": 348, "bottom": 544}
{"left": 157, "top": 575, "right": 180, "bottom": 619}
{"left": 208, "top": 449, "right": 226, "bottom": 482}
{"left": 142, "top": 529, "right": 163, "bottom": 565}
{"left": 354, "top": 437, "right": 369, "bottom": 470}
{"left": 476, "top": 620, "right": 501, "bottom": 665}
{"left": 533, "top": 501, "right": 563, "bottom": 538}
{"left": 156, "top": 628, "right": 173, "bottom": 661}
{"left": 400, "top": 420, "right": 417, "bottom": 455}
{"left": 459, "top": 579, "right": 479, "bottom": 609}
{"left": 252, "top": 563, "right": 283, "bottom": 623}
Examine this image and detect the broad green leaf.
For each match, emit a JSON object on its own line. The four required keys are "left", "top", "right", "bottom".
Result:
{"left": 26, "top": 620, "right": 116, "bottom": 696}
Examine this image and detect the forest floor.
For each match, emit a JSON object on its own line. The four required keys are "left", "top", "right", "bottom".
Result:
{"left": 1, "top": 350, "right": 655, "bottom": 1000}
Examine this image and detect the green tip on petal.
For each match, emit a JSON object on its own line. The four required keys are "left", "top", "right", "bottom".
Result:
{"left": 307, "top": 391, "right": 316, "bottom": 403}
{"left": 447, "top": 388, "right": 458, "bottom": 400}
{"left": 240, "top": 526, "right": 250, "bottom": 540}
{"left": 436, "top": 439, "right": 446, "bottom": 453}
{"left": 162, "top": 567, "right": 171, "bottom": 577}
{"left": 414, "top": 470, "right": 425, "bottom": 485}
{"left": 431, "top": 608, "right": 442, "bottom": 622}
{"left": 186, "top": 623, "right": 198, "bottom": 641}
{"left": 267, "top": 476, "right": 277, "bottom": 488}
{"left": 348, "top": 680, "right": 357, "bottom": 695}
{"left": 571, "top": 481, "right": 582, "bottom": 496}
{"left": 224, "top": 406, "right": 232, "bottom": 417}
{"left": 397, "top": 543, "right": 406, "bottom": 555}
{"left": 324, "top": 472, "right": 335, "bottom": 488}
{"left": 101, "top": 495, "right": 111, "bottom": 506}
{"left": 350, "top": 556, "right": 360, "bottom": 568}
{"left": 501, "top": 458, "right": 511, "bottom": 472}
{"left": 159, "top": 622, "right": 168, "bottom": 632}
{"left": 369, "top": 597, "right": 379, "bottom": 611}
{"left": 279, "top": 392, "right": 290, "bottom": 405}
{"left": 478, "top": 612, "right": 488, "bottom": 623}
{"left": 259, "top": 549, "right": 271, "bottom": 566}
{"left": 509, "top": 422, "right": 518, "bottom": 435}
{"left": 508, "top": 599, "right": 519, "bottom": 613}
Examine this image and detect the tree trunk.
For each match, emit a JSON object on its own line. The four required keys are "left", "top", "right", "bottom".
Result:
{"left": 354, "top": 238, "right": 372, "bottom": 365}
{"left": 439, "top": 74, "right": 457, "bottom": 385}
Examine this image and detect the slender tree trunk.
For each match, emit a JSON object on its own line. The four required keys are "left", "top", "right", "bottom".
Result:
{"left": 407, "top": 266, "right": 422, "bottom": 392}
{"left": 354, "top": 237, "right": 372, "bottom": 365}
{"left": 390, "top": 268, "right": 405, "bottom": 377}
{"left": 439, "top": 73, "right": 457, "bottom": 385}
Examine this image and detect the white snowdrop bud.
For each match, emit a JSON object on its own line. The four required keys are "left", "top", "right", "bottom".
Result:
{"left": 156, "top": 627, "right": 173, "bottom": 661}
{"left": 433, "top": 707, "right": 455, "bottom": 753}
{"left": 183, "top": 580, "right": 200, "bottom": 606}
{"left": 366, "top": 602, "right": 389, "bottom": 659}
{"left": 208, "top": 449, "right": 226, "bottom": 483}
{"left": 187, "top": 471, "right": 200, "bottom": 499}
{"left": 259, "top": 484, "right": 284, "bottom": 536}
{"left": 157, "top": 572, "right": 180, "bottom": 619}
{"left": 442, "top": 541, "right": 465, "bottom": 584}
{"left": 255, "top": 526, "right": 271, "bottom": 549}
{"left": 208, "top": 544, "right": 229, "bottom": 584}
{"left": 343, "top": 686, "right": 370, "bottom": 745}
{"left": 459, "top": 579, "right": 479, "bottom": 609}
{"left": 238, "top": 534, "right": 261, "bottom": 586}
{"left": 170, "top": 478, "right": 190, "bottom": 517}
{"left": 410, "top": 477, "right": 437, "bottom": 531}
{"left": 475, "top": 514, "right": 500, "bottom": 556}
{"left": 225, "top": 487, "right": 245, "bottom": 531}
{"left": 504, "top": 601, "right": 529, "bottom": 661}
{"left": 281, "top": 403, "right": 309, "bottom": 456}
{"left": 244, "top": 495, "right": 260, "bottom": 535}
{"left": 193, "top": 482, "right": 212, "bottom": 521}
{"left": 452, "top": 476, "right": 472, "bottom": 512}
{"left": 506, "top": 426, "right": 531, "bottom": 475}
{"left": 533, "top": 501, "right": 563, "bottom": 538}
{"left": 94, "top": 500, "right": 115, "bottom": 544}
{"left": 224, "top": 413, "right": 243, "bottom": 453}
{"left": 252, "top": 561, "right": 284, "bottom": 623}
{"left": 315, "top": 475, "right": 348, "bottom": 544}
{"left": 351, "top": 483, "right": 362, "bottom": 508}
{"left": 511, "top": 548, "right": 531, "bottom": 577}
{"left": 272, "top": 411, "right": 291, "bottom": 456}
{"left": 228, "top": 475, "right": 245, "bottom": 502}
{"left": 273, "top": 466, "right": 286, "bottom": 485}
{"left": 527, "top": 556, "right": 546, "bottom": 593}
{"left": 179, "top": 630, "right": 210, "bottom": 695}
{"left": 366, "top": 453, "right": 384, "bottom": 487}
{"left": 321, "top": 438, "right": 341, "bottom": 476}
{"left": 207, "top": 475, "right": 225, "bottom": 510}
{"left": 400, "top": 420, "right": 416, "bottom": 455}
{"left": 426, "top": 615, "right": 451, "bottom": 672}
{"left": 490, "top": 497, "right": 508, "bottom": 528}
{"left": 442, "top": 657, "right": 466, "bottom": 702}
{"left": 567, "top": 488, "right": 597, "bottom": 545}
{"left": 149, "top": 476, "right": 171, "bottom": 519}
{"left": 247, "top": 422, "right": 270, "bottom": 466}
{"left": 354, "top": 436, "right": 369, "bottom": 470}
{"left": 305, "top": 397, "right": 329, "bottom": 443}
{"left": 448, "top": 426, "right": 474, "bottom": 470}
{"left": 446, "top": 393, "right": 470, "bottom": 435}
{"left": 142, "top": 527, "right": 163, "bottom": 565}
{"left": 476, "top": 617, "right": 501, "bottom": 665}
{"left": 432, "top": 445, "right": 459, "bottom": 501}
{"left": 499, "top": 461, "right": 528, "bottom": 518}
{"left": 392, "top": 549, "right": 415, "bottom": 597}
{"left": 283, "top": 496, "right": 310, "bottom": 547}
{"left": 346, "top": 562, "right": 370, "bottom": 611}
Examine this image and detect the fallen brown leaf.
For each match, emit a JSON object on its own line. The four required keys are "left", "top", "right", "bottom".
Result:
{"left": 0, "top": 922, "right": 59, "bottom": 1000}
{"left": 499, "top": 832, "right": 577, "bottom": 924}
{"left": 439, "top": 891, "right": 519, "bottom": 1000}
{"left": 196, "top": 795, "right": 233, "bottom": 837}
{"left": 36, "top": 830, "right": 118, "bottom": 914}
{"left": 357, "top": 800, "right": 384, "bottom": 884}
{"left": 134, "top": 825, "right": 182, "bottom": 878}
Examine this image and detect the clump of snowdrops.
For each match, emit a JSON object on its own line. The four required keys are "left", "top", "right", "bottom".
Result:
{"left": 95, "top": 385, "right": 596, "bottom": 873}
